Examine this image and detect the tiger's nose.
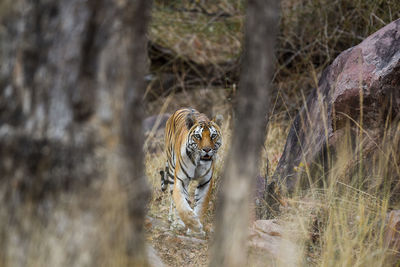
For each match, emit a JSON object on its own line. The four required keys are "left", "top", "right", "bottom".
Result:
{"left": 203, "top": 147, "right": 211, "bottom": 153}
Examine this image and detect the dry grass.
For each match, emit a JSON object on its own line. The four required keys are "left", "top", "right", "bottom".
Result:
{"left": 150, "top": 0, "right": 244, "bottom": 65}
{"left": 261, "top": 114, "right": 292, "bottom": 178}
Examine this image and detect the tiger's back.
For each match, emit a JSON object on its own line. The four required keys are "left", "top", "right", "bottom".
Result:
{"left": 164, "top": 108, "right": 195, "bottom": 179}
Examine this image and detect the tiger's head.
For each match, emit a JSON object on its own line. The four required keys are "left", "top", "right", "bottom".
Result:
{"left": 186, "top": 113, "right": 222, "bottom": 162}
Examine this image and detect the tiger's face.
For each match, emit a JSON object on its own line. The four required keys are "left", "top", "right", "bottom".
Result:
{"left": 188, "top": 122, "right": 222, "bottom": 161}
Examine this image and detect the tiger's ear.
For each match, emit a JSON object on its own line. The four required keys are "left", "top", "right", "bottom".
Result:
{"left": 212, "top": 114, "right": 223, "bottom": 127}
{"left": 186, "top": 113, "right": 195, "bottom": 129}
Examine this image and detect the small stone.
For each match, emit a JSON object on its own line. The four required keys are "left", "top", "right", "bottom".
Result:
{"left": 384, "top": 210, "right": 400, "bottom": 256}
{"left": 248, "top": 220, "right": 301, "bottom": 266}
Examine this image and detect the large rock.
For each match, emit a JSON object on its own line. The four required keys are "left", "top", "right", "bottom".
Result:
{"left": 271, "top": 19, "right": 400, "bottom": 194}
{"left": 248, "top": 220, "right": 301, "bottom": 265}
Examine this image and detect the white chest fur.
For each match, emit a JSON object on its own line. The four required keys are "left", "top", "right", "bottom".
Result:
{"left": 194, "top": 160, "right": 212, "bottom": 180}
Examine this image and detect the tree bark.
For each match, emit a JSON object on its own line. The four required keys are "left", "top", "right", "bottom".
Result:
{"left": 210, "top": 0, "right": 279, "bottom": 266}
{"left": 0, "top": 0, "right": 152, "bottom": 266}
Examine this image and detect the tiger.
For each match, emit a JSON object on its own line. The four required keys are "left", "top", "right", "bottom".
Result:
{"left": 159, "top": 108, "right": 222, "bottom": 235}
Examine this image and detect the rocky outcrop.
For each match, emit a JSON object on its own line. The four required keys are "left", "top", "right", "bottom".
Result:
{"left": 271, "top": 19, "right": 400, "bottom": 195}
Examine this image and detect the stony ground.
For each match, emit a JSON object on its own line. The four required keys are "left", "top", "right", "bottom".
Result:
{"left": 146, "top": 214, "right": 210, "bottom": 266}
{"left": 144, "top": 155, "right": 213, "bottom": 267}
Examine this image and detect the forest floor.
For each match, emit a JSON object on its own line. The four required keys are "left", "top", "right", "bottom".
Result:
{"left": 145, "top": 204, "right": 210, "bottom": 266}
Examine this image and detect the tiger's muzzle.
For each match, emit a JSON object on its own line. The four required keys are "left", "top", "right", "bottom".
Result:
{"left": 200, "top": 147, "right": 214, "bottom": 161}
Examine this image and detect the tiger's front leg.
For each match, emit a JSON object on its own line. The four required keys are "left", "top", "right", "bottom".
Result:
{"left": 194, "top": 175, "right": 213, "bottom": 229}
{"left": 172, "top": 170, "right": 204, "bottom": 234}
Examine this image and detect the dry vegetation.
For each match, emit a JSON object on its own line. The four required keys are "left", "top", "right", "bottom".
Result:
{"left": 4, "top": 0, "right": 399, "bottom": 266}
{"left": 144, "top": 0, "right": 400, "bottom": 266}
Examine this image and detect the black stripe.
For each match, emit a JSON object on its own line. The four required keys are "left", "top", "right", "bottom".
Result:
{"left": 168, "top": 158, "right": 175, "bottom": 170}
{"left": 186, "top": 148, "right": 195, "bottom": 165}
{"left": 181, "top": 156, "right": 188, "bottom": 169}
{"left": 197, "top": 178, "right": 211, "bottom": 189}
{"left": 176, "top": 176, "right": 187, "bottom": 192}
{"left": 163, "top": 175, "right": 174, "bottom": 185}
{"left": 180, "top": 165, "right": 191, "bottom": 180}
{"left": 176, "top": 176, "right": 185, "bottom": 184}
{"left": 176, "top": 177, "right": 189, "bottom": 196}
{"left": 198, "top": 167, "right": 212, "bottom": 179}
{"left": 186, "top": 148, "right": 191, "bottom": 158}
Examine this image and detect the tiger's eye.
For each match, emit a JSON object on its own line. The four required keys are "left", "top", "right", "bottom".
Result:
{"left": 211, "top": 133, "right": 218, "bottom": 139}
{"left": 194, "top": 133, "right": 201, "bottom": 139}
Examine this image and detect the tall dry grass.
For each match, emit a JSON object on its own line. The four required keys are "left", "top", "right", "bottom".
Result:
{"left": 260, "top": 98, "right": 400, "bottom": 266}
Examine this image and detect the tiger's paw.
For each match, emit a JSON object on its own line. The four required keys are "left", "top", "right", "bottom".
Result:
{"left": 170, "top": 218, "right": 186, "bottom": 231}
{"left": 204, "top": 224, "right": 214, "bottom": 235}
{"left": 186, "top": 227, "right": 206, "bottom": 238}
{"left": 186, "top": 219, "right": 206, "bottom": 238}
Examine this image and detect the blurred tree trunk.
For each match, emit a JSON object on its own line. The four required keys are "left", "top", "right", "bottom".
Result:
{"left": 0, "top": 0, "right": 152, "bottom": 266}
{"left": 210, "top": 0, "right": 279, "bottom": 266}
